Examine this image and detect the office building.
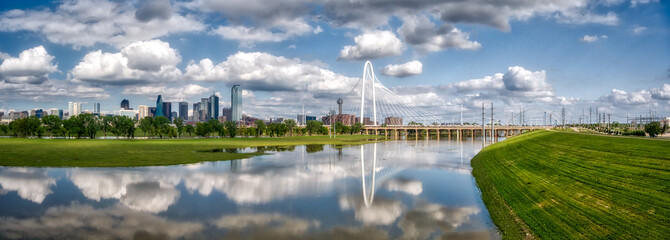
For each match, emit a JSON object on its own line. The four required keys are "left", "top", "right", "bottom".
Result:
{"left": 119, "top": 109, "right": 136, "bottom": 120}
{"left": 209, "top": 93, "right": 219, "bottom": 120}
{"left": 120, "top": 99, "right": 130, "bottom": 110}
{"left": 192, "top": 103, "right": 200, "bottom": 122}
{"left": 384, "top": 116, "right": 403, "bottom": 126}
{"left": 231, "top": 85, "right": 242, "bottom": 122}
{"left": 163, "top": 102, "right": 172, "bottom": 119}
{"left": 155, "top": 95, "right": 164, "bottom": 117}
{"left": 71, "top": 102, "right": 82, "bottom": 118}
{"left": 148, "top": 107, "right": 156, "bottom": 117}
{"left": 178, "top": 102, "right": 188, "bottom": 120}
{"left": 68, "top": 101, "right": 82, "bottom": 118}
{"left": 297, "top": 114, "right": 316, "bottom": 125}
{"left": 94, "top": 103, "right": 100, "bottom": 114}
{"left": 200, "top": 98, "right": 209, "bottom": 121}
{"left": 138, "top": 105, "right": 149, "bottom": 120}
{"left": 222, "top": 107, "right": 232, "bottom": 122}
{"left": 30, "top": 109, "right": 43, "bottom": 118}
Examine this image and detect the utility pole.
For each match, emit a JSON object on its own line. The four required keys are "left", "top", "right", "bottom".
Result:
{"left": 460, "top": 97, "right": 463, "bottom": 126}
{"left": 589, "top": 107, "right": 592, "bottom": 125}
{"left": 491, "top": 102, "right": 494, "bottom": 143}
{"left": 482, "top": 103, "right": 485, "bottom": 141}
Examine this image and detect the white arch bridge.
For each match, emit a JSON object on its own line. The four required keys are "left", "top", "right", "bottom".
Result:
{"left": 327, "top": 61, "right": 546, "bottom": 138}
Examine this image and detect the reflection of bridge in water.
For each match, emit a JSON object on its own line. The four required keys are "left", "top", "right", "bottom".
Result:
{"left": 361, "top": 125, "right": 544, "bottom": 140}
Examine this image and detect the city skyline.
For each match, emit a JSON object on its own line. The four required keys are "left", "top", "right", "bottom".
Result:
{"left": 0, "top": 0, "right": 668, "bottom": 123}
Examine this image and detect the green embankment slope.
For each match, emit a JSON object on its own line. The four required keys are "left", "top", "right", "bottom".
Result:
{"left": 0, "top": 135, "right": 379, "bottom": 167}
{"left": 472, "top": 130, "right": 670, "bottom": 239}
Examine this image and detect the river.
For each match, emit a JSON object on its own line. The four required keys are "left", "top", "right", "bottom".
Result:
{"left": 0, "top": 138, "right": 500, "bottom": 239}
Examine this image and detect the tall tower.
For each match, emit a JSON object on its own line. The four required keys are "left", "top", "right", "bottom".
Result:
{"left": 120, "top": 99, "right": 129, "bottom": 110}
{"left": 155, "top": 95, "right": 164, "bottom": 117}
{"left": 231, "top": 85, "right": 242, "bottom": 122}
{"left": 209, "top": 92, "right": 219, "bottom": 120}
{"left": 337, "top": 98, "right": 343, "bottom": 115}
{"left": 179, "top": 102, "right": 188, "bottom": 120}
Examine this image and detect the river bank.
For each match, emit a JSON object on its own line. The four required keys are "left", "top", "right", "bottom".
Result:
{"left": 471, "top": 130, "right": 670, "bottom": 239}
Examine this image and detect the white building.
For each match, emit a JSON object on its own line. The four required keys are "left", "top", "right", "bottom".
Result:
{"left": 68, "top": 102, "right": 82, "bottom": 118}
{"left": 119, "top": 109, "right": 136, "bottom": 120}
{"left": 138, "top": 105, "right": 149, "bottom": 120}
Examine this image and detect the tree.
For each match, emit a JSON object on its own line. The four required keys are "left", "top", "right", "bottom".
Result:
{"left": 0, "top": 124, "right": 8, "bottom": 135}
{"left": 153, "top": 116, "right": 170, "bottom": 138}
{"left": 185, "top": 124, "right": 195, "bottom": 137}
{"left": 224, "top": 121, "right": 238, "bottom": 138}
{"left": 284, "top": 119, "right": 297, "bottom": 136}
{"left": 174, "top": 117, "right": 184, "bottom": 138}
{"left": 254, "top": 120, "right": 266, "bottom": 137}
{"left": 139, "top": 117, "right": 154, "bottom": 137}
{"left": 79, "top": 113, "right": 99, "bottom": 139}
{"left": 63, "top": 116, "right": 84, "bottom": 138}
{"left": 351, "top": 122, "right": 363, "bottom": 135}
{"left": 208, "top": 119, "right": 223, "bottom": 137}
{"left": 100, "top": 115, "right": 112, "bottom": 137}
{"left": 645, "top": 122, "right": 662, "bottom": 137}
{"left": 195, "top": 122, "right": 212, "bottom": 137}
{"left": 41, "top": 115, "right": 62, "bottom": 137}
{"left": 306, "top": 120, "right": 322, "bottom": 136}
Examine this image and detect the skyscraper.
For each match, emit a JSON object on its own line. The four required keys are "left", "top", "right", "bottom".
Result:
{"left": 231, "top": 85, "right": 242, "bottom": 122}
{"left": 192, "top": 103, "right": 200, "bottom": 121}
{"left": 208, "top": 93, "right": 219, "bottom": 120}
{"left": 163, "top": 102, "right": 172, "bottom": 119}
{"left": 69, "top": 102, "right": 82, "bottom": 118}
{"left": 200, "top": 98, "right": 209, "bottom": 121}
{"left": 94, "top": 103, "right": 100, "bottom": 114}
{"left": 179, "top": 102, "right": 188, "bottom": 120}
{"left": 120, "top": 99, "right": 129, "bottom": 110}
{"left": 155, "top": 95, "right": 164, "bottom": 117}
{"left": 138, "top": 105, "right": 149, "bottom": 120}
{"left": 222, "top": 107, "right": 232, "bottom": 122}
{"left": 49, "top": 108, "right": 63, "bottom": 120}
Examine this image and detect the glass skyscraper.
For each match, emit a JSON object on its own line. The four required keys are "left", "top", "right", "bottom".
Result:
{"left": 155, "top": 95, "right": 164, "bottom": 117}
{"left": 209, "top": 93, "right": 219, "bottom": 120}
{"left": 231, "top": 85, "right": 242, "bottom": 122}
{"left": 179, "top": 102, "right": 188, "bottom": 120}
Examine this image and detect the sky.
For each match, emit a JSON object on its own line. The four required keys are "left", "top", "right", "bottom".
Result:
{"left": 0, "top": 0, "right": 668, "bottom": 124}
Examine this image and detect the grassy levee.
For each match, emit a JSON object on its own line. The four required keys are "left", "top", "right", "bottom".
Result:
{"left": 471, "top": 130, "right": 670, "bottom": 239}
{"left": 0, "top": 135, "right": 380, "bottom": 167}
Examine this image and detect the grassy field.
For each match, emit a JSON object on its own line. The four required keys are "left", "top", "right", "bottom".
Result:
{"left": 471, "top": 130, "right": 670, "bottom": 239}
{"left": 0, "top": 135, "right": 380, "bottom": 167}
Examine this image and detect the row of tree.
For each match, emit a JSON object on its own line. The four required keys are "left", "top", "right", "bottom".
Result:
{"left": 0, "top": 114, "right": 366, "bottom": 139}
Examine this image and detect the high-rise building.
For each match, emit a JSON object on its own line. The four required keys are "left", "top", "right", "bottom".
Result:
{"left": 68, "top": 102, "right": 83, "bottom": 118}
{"left": 94, "top": 103, "right": 100, "bottom": 114}
{"left": 178, "top": 102, "right": 188, "bottom": 120}
{"left": 120, "top": 99, "right": 130, "bottom": 110}
{"left": 148, "top": 107, "right": 156, "bottom": 117}
{"left": 30, "top": 109, "right": 44, "bottom": 118}
{"left": 155, "top": 95, "right": 164, "bottom": 117}
{"left": 222, "top": 107, "right": 232, "bottom": 122}
{"left": 209, "top": 93, "right": 219, "bottom": 120}
{"left": 200, "top": 98, "right": 209, "bottom": 121}
{"left": 192, "top": 103, "right": 200, "bottom": 122}
{"left": 138, "top": 105, "right": 149, "bottom": 120}
{"left": 231, "top": 85, "right": 242, "bottom": 122}
{"left": 163, "top": 102, "right": 172, "bottom": 119}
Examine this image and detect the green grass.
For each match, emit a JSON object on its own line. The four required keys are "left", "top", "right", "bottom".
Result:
{"left": 471, "top": 130, "right": 670, "bottom": 239}
{"left": 0, "top": 135, "right": 381, "bottom": 167}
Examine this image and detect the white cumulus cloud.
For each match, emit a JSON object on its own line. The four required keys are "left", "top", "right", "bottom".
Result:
{"left": 338, "top": 30, "right": 404, "bottom": 61}
{"left": 380, "top": 61, "right": 423, "bottom": 78}
{"left": 397, "top": 15, "right": 480, "bottom": 53}
{"left": 185, "top": 52, "right": 358, "bottom": 93}
{"left": 0, "top": 0, "right": 205, "bottom": 48}
{"left": 71, "top": 40, "right": 182, "bottom": 85}
{"left": 0, "top": 46, "right": 58, "bottom": 84}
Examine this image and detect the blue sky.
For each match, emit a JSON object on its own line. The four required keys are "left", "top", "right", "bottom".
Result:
{"left": 0, "top": 0, "right": 668, "bottom": 123}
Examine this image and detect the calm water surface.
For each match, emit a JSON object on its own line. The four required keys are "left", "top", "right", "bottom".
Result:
{"left": 0, "top": 139, "right": 500, "bottom": 239}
